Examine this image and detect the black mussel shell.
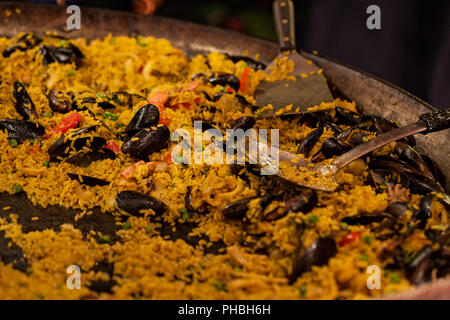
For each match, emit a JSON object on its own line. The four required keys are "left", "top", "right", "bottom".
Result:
{"left": 124, "top": 104, "right": 160, "bottom": 136}
{"left": 121, "top": 126, "right": 170, "bottom": 160}
{"left": 342, "top": 213, "right": 392, "bottom": 226}
{"left": 185, "top": 186, "right": 208, "bottom": 215}
{"left": 400, "top": 171, "right": 445, "bottom": 195}
{"left": 222, "top": 198, "right": 258, "bottom": 220}
{"left": 395, "top": 142, "right": 434, "bottom": 181}
{"left": 67, "top": 173, "right": 110, "bottom": 186}
{"left": 48, "top": 127, "right": 106, "bottom": 161}
{"left": 116, "top": 191, "right": 167, "bottom": 215}
{"left": 386, "top": 202, "right": 417, "bottom": 218}
{"left": 297, "top": 127, "right": 323, "bottom": 157}
{"left": 284, "top": 190, "right": 318, "bottom": 215}
{"left": 0, "top": 119, "right": 45, "bottom": 139}
{"left": 39, "top": 43, "right": 84, "bottom": 67}
{"left": 335, "top": 107, "right": 362, "bottom": 125}
{"left": 226, "top": 55, "right": 266, "bottom": 70}
{"left": 65, "top": 148, "right": 116, "bottom": 167}
{"left": 207, "top": 72, "right": 240, "bottom": 91}
{"left": 406, "top": 245, "right": 432, "bottom": 285}
{"left": 290, "top": 238, "right": 337, "bottom": 283}
{"left": 228, "top": 116, "right": 256, "bottom": 131}
{"left": 2, "top": 33, "right": 41, "bottom": 58}
{"left": 321, "top": 138, "right": 351, "bottom": 158}
{"left": 13, "top": 81, "right": 38, "bottom": 120}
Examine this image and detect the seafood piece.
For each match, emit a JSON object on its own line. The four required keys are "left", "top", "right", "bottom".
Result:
{"left": 297, "top": 127, "right": 323, "bottom": 157}
{"left": 13, "top": 82, "right": 38, "bottom": 120}
{"left": 39, "top": 43, "right": 85, "bottom": 67}
{"left": 116, "top": 191, "right": 167, "bottom": 215}
{"left": 121, "top": 126, "right": 170, "bottom": 160}
{"left": 124, "top": 104, "right": 160, "bottom": 137}
{"left": 2, "top": 33, "right": 41, "bottom": 58}
{"left": 290, "top": 238, "right": 337, "bottom": 282}
{"left": 67, "top": 173, "right": 110, "bottom": 186}
{"left": 48, "top": 90, "right": 72, "bottom": 113}
{"left": 0, "top": 119, "right": 45, "bottom": 139}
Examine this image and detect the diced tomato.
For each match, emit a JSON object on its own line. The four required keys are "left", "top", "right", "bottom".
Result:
{"left": 138, "top": 64, "right": 144, "bottom": 73}
{"left": 104, "top": 141, "right": 120, "bottom": 153}
{"left": 159, "top": 117, "right": 170, "bottom": 126}
{"left": 45, "top": 112, "right": 83, "bottom": 139}
{"left": 339, "top": 231, "right": 362, "bottom": 247}
{"left": 164, "top": 153, "right": 172, "bottom": 164}
{"left": 226, "top": 87, "right": 235, "bottom": 93}
{"left": 194, "top": 97, "right": 201, "bottom": 104}
{"left": 155, "top": 104, "right": 166, "bottom": 113}
{"left": 30, "top": 144, "right": 40, "bottom": 154}
{"left": 239, "top": 66, "right": 251, "bottom": 93}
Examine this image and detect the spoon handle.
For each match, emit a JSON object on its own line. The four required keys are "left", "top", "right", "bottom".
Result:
{"left": 273, "top": 0, "right": 296, "bottom": 51}
{"left": 332, "top": 108, "right": 450, "bottom": 172}
{"left": 418, "top": 108, "right": 450, "bottom": 133}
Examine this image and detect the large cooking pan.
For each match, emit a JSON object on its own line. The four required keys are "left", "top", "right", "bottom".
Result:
{"left": 0, "top": 2, "right": 449, "bottom": 300}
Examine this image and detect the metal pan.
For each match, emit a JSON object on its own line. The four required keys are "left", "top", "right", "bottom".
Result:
{"left": 0, "top": 2, "right": 448, "bottom": 299}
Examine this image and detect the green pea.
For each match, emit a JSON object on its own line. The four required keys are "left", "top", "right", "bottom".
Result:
{"left": 12, "top": 185, "right": 22, "bottom": 194}
{"left": 9, "top": 139, "right": 18, "bottom": 148}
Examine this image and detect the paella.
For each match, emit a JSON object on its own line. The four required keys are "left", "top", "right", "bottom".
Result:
{"left": 0, "top": 32, "right": 448, "bottom": 299}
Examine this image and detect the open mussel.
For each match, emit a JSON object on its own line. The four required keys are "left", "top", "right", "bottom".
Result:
{"left": 297, "top": 111, "right": 333, "bottom": 128}
{"left": 297, "top": 127, "right": 323, "bottom": 157}
{"left": 369, "top": 157, "right": 422, "bottom": 176}
{"left": 395, "top": 142, "right": 435, "bottom": 181}
{"left": 321, "top": 138, "right": 351, "bottom": 157}
{"left": 39, "top": 43, "right": 85, "bottom": 67}
{"left": 48, "top": 90, "right": 73, "bottom": 114}
{"left": 222, "top": 197, "right": 260, "bottom": 220}
{"left": 121, "top": 126, "right": 170, "bottom": 160}
{"left": 193, "top": 72, "right": 240, "bottom": 91}
{"left": 399, "top": 171, "right": 445, "bottom": 195}
{"left": 335, "top": 107, "right": 362, "bottom": 125}
{"left": 417, "top": 193, "right": 450, "bottom": 228}
{"left": 2, "top": 33, "right": 41, "bottom": 58}
{"left": 116, "top": 190, "right": 167, "bottom": 215}
{"left": 290, "top": 238, "right": 338, "bottom": 283}
{"left": 13, "top": 82, "right": 38, "bottom": 120}
{"left": 226, "top": 54, "right": 266, "bottom": 70}
{"left": 0, "top": 119, "right": 45, "bottom": 139}
{"left": 48, "top": 126, "right": 107, "bottom": 162}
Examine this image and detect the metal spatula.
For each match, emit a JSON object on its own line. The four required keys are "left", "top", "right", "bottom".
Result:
{"left": 257, "top": 108, "right": 450, "bottom": 192}
{"left": 254, "top": 0, "right": 334, "bottom": 117}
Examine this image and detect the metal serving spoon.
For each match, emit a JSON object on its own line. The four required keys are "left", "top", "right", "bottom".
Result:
{"left": 256, "top": 108, "right": 450, "bottom": 192}
{"left": 254, "top": 0, "right": 333, "bottom": 117}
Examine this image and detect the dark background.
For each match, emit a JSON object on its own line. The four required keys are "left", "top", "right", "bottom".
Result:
{"left": 16, "top": 0, "right": 450, "bottom": 108}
